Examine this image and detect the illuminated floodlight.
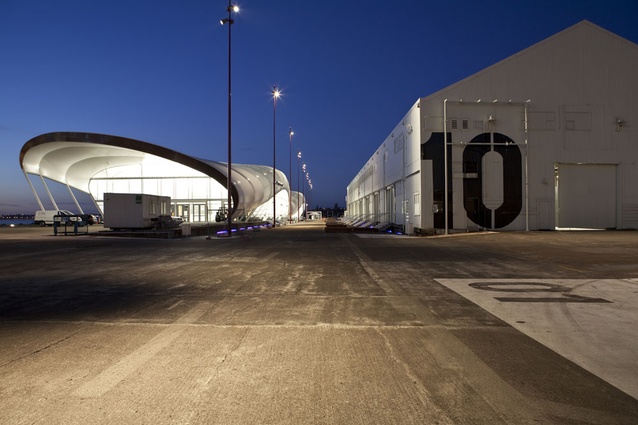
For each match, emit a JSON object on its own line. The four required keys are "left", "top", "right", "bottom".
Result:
{"left": 272, "top": 84, "right": 281, "bottom": 228}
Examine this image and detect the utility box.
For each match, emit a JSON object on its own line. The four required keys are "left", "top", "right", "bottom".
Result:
{"left": 104, "top": 193, "right": 171, "bottom": 229}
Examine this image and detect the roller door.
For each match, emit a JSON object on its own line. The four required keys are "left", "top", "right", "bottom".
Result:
{"left": 556, "top": 164, "right": 617, "bottom": 229}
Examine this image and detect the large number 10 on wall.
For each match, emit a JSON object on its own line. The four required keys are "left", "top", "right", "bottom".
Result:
{"left": 421, "top": 132, "right": 522, "bottom": 229}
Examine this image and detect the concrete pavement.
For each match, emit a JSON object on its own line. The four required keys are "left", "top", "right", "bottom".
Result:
{"left": 0, "top": 223, "right": 636, "bottom": 424}
{"left": 436, "top": 278, "right": 638, "bottom": 399}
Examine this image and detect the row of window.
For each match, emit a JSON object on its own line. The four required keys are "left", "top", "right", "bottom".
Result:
{"left": 445, "top": 111, "right": 592, "bottom": 131}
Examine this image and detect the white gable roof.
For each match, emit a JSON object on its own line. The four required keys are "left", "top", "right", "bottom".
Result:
{"left": 421, "top": 20, "right": 638, "bottom": 105}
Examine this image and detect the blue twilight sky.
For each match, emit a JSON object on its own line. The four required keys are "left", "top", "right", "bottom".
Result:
{"left": 1, "top": 1, "right": 637, "bottom": 214}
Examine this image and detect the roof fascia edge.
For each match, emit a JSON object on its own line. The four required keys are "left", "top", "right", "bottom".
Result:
{"left": 20, "top": 131, "right": 238, "bottom": 204}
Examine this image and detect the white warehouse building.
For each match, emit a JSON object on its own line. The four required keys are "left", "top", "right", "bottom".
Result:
{"left": 346, "top": 21, "right": 638, "bottom": 234}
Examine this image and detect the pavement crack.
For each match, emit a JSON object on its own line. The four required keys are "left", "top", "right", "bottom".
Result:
{"left": 219, "top": 327, "right": 249, "bottom": 364}
{"left": 0, "top": 329, "right": 83, "bottom": 368}
{"left": 375, "top": 327, "right": 423, "bottom": 386}
{"left": 374, "top": 327, "right": 454, "bottom": 424}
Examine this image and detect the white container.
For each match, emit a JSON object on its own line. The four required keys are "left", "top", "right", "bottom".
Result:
{"left": 103, "top": 193, "right": 171, "bottom": 229}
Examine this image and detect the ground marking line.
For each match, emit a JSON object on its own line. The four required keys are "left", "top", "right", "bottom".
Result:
{"left": 73, "top": 302, "right": 211, "bottom": 398}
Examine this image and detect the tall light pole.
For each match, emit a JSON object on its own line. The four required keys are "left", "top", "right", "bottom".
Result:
{"left": 302, "top": 162, "right": 306, "bottom": 220}
{"left": 220, "top": 1, "right": 238, "bottom": 237}
{"left": 272, "top": 85, "right": 281, "bottom": 228}
{"left": 308, "top": 178, "right": 313, "bottom": 215}
{"left": 297, "top": 149, "right": 301, "bottom": 221}
{"left": 304, "top": 173, "right": 310, "bottom": 220}
{"left": 288, "top": 127, "right": 294, "bottom": 223}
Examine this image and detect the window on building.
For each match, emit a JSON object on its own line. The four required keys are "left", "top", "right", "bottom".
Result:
{"left": 394, "top": 133, "right": 404, "bottom": 153}
{"left": 177, "top": 204, "right": 190, "bottom": 221}
{"left": 413, "top": 192, "right": 421, "bottom": 216}
{"left": 192, "top": 204, "right": 206, "bottom": 222}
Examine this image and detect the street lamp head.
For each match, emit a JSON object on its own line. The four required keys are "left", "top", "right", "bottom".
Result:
{"left": 297, "top": 150, "right": 301, "bottom": 159}
{"left": 289, "top": 128, "right": 294, "bottom": 136}
{"left": 221, "top": 4, "right": 238, "bottom": 25}
{"left": 272, "top": 86, "right": 281, "bottom": 99}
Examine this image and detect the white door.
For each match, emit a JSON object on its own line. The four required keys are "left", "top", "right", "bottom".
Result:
{"left": 556, "top": 164, "right": 617, "bottom": 229}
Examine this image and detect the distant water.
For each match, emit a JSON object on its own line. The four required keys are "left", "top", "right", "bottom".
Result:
{"left": 0, "top": 219, "right": 35, "bottom": 226}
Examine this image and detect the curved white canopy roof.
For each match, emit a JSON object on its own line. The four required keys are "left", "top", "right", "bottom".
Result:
{"left": 20, "top": 132, "right": 290, "bottom": 219}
